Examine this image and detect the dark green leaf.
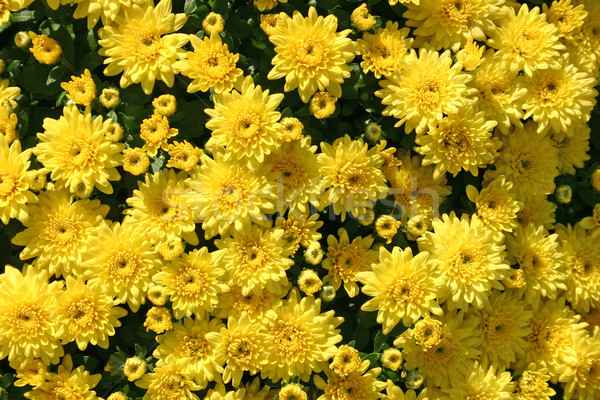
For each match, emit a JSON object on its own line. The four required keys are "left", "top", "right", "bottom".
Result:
{"left": 46, "top": 65, "right": 68, "bottom": 85}
{"left": 373, "top": 330, "right": 388, "bottom": 352}
{"left": 9, "top": 9, "right": 36, "bottom": 22}
{"left": 213, "top": 0, "right": 229, "bottom": 16}
{"left": 184, "top": 0, "right": 197, "bottom": 14}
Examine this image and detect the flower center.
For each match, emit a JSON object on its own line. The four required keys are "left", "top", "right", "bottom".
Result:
{"left": 273, "top": 322, "right": 308, "bottom": 355}
{"left": 416, "top": 78, "right": 441, "bottom": 112}
{"left": 68, "top": 299, "right": 96, "bottom": 328}
{"left": 107, "top": 249, "right": 140, "bottom": 280}
{"left": 12, "top": 304, "right": 47, "bottom": 337}
{"left": 232, "top": 112, "right": 262, "bottom": 140}
{"left": 215, "top": 177, "right": 248, "bottom": 215}
{"left": 387, "top": 276, "right": 421, "bottom": 305}
{"left": 294, "top": 38, "right": 326, "bottom": 72}
{"left": 0, "top": 173, "right": 17, "bottom": 198}
{"left": 66, "top": 139, "right": 96, "bottom": 168}
{"left": 47, "top": 215, "right": 82, "bottom": 247}
{"left": 176, "top": 266, "right": 210, "bottom": 296}
{"left": 447, "top": 248, "right": 485, "bottom": 282}
{"left": 181, "top": 335, "right": 211, "bottom": 358}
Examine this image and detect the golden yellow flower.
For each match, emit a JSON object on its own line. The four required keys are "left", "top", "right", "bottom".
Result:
{"left": 357, "top": 21, "right": 413, "bottom": 79}
{"left": 213, "top": 284, "right": 288, "bottom": 321}
{"left": 167, "top": 140, "right": 203, "bottom": 171}
{"left": 516, "top": 195, "right": 557, "bottom": 231}
{"left": 0, "top": 135, "right": 37, "bottom": 224}
{"left": 71, "top": 0, "right": 134, "bottom": 28}
{"left": 351, "top": 3, "right": 376, "bottom": 31}
{"left": 143, "top": 306, "right": 172, "bottom": 334}
{"left": 104, "top": 122, "right": 123, "bottom": 142}
{"left": 439, "top": 361, "right": 516, "bottom": 399}
{"left": 174, "top": 33, "right": 243, "bottom": 94}
{"left": 374, "top": 215, "right": 400, "bottom": 244}
{"left": 146, "top": 284, "right": 168, "bottom": 306}
{"left": 456, "top": 37, "right": 485, "bottom": 71}
{"left": 122, "top": 147, "right": 150, "bottom": 176}
{"left": 14, "top": 359, "right": 47, "bottom": 388}
{"left": 136, "top": 363, "right": 200, "bottom": 400}
{"left": 60, "top": 69, "right": 96, "bottom": 106}
{"left": 305, "top": 241, "right": 324, "bottom": 265}
{"left": 139, "top": 113, "right": 178, "bottom": 157}
{"left": 99, "top": 88, "right": 120, "bottom": 108}
{"left": 330, "top": 345, "right": 362, "bottom": 376}
{"left": 552, "top": 125, "right": 591, "bottom": 175}
{"left": 412, "top": 316, "right": 443, "bottom": 351}
{"left": 97, "top": 0, "right": 189, "bottom": 94}
{"left": 310, "top": 91, "right": 337, "bottom": 119}
{"left": 0, "top": 104, "right": 18, "bottom": 144}
{"left": 254, "top": 0, "right": 286, "bottom": 11}
{"left": 516, "top": 363, "right": 556, "bottom": 400}
{"left": 381, "top": 348, "right": 403, "bottom": 371}
{"left": 279, "top": 116, "right": 304, "bottom": 141}
{"left": 0, "top": 0, "right": 33, "bottom": 24}
{"left": 543, "top": 0, "right": 587, "bottom": 39}
{"left": 14, "top": 31, "right": 31, "bottom": 48}
{"left": 297, "top": 269, "right": 323, "bottom": 296}
{"left": 466, "top": 176, "right": 522, "bottom": 233}
{"left": 560, "top": 327, "right": 600, "bottom": 399}
{"left": 157, "top": 238, "right": 185, "bottom": 261}
{"left": 107, "top": 392, "right": 128, "bottom": 400}
{"left": 260, "top": 13, "right": 283, "bottom": 36}
{"left": 267, "top": 7, "right": 357, "bottom": 103}
{"left": 152, "top": 94, "right": 177, "bottom": 116}
{"left": 316, "top": 361, "right": 386, "bottom": 400}
{"left": 275, "top": 213, "right": 322, "bottom": 255}
{"left": 124, "top": 356, "right": 146, "bottom": 381}
{"left": 202, "top": 12, "right": 225, "bottom": 35}
{"left": 280, "top": 384, "right": 307, "bottom": 400}
{"left": 28, "top": 32, "right": 62, "bottom": 64}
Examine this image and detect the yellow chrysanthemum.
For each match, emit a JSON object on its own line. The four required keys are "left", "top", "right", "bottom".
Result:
{"left": 202, "top": 12, "right": 225, "bottom": 35}
{"left": 34, "top": 105, "right": 124, "bottom": 195}
{"left": 318, "top": 135, "right": 388, "bottom": 221}
{"left": 136, "top": 362, "right": 201, "bottom": 400}
{"left": 122, "top": 147, "right": 150, "bottom": 176}
{"left": 262, "top": 289, "right": 343, "bottom": 382}
{"left": 152, "top": 317, "right": 224, "bottom": 387}
{"left": 0, "top": 135, "right": 37, "bottom": 224}
{"left": 124, "top": 356, "right": 146, "bottom": 381}
{"left": 124, "top": 168, "right": 199, "bottom": 246}
{"left": 329, "top": 345, "right": 362, "bottom": 377}
{"left": 456, "top": 37, "right": 485, "bottom": 71}
{"left": 516, "top": 363, "right": 556, "bottom": 400}
{"left": 97, "top": 0, "right": 189, "bottom": 94}
{"left": 166, "top": 140, "right": 203, "bottom": 171}
{"left": 505, "top": 224, "right": 566, "bottom": 309}
{"left": 153, "top": 247, "right": 228, "bottom": 319}
{"left": 174, "top": 33, "right": 243, "bottom": 94}
{"left": 99, "top": 88, "right": 120, "bottom": 108}
{"left": 0, "top": 105, "right": 18, "bottom": 144}
{"left": 267, "top": 6, "right": 357, "bottom": 103}
{"left": 517, "top": 54, "right": 597, "bottom": 137}
{"left": 415, "top": 103, "right": 497, "bottom": 178}
{"left": 557, "top": 223, "right": 600, "bottom": 313}
{"left": 55, "top": 276, "right": 126, "bottom": 351}
{"left": 143, "top": 306, "right": 172, "bottom": 334}
{"left": 297, "top": 269, "right": 323, "bottom": 295}
{"left": 357, "top": 246, "right": 443, "bottom": 334}
{"left": 374, "top": 215, "right": 401, "bottom": 244}
{"left": 205, "top": 76, "right": 283, "bottom": 166}
{"left": 357, "top": 21, "right": 413, "bottom": 79}
{"left": 24, "top": 355, "right": 101, "bottom": 400}
{"left": 487, "top": 4, "right": 564, "bottom": 76}
{"left": 404, "top": 0, "right": 506, "bottom": 51}
{"left": 14, "top": 359, "right": 48, "bottom": 388}
{"left": 466, "top": 176, "right": 522, "bottom": 233}
{"left": 351, "top": 3, "right": 376, "bottom": 31}
{"left": 376, "top": 46, "right": 472, "bottom": 134}
{"left": 309, "top": 91, "right": 337, "bottom": 119}
{"left": 552, "top": 125, "right": 591, "bottom": 175}
{"left": 215, "top": 225, "right": 293, "bottom": 296}
{"left": 260, "top": 13, "right": 283, "bottom": 36}
{"left": 88, "top": 221, "right": 161, "bottom": 312}
{"left": 280, "top": 384, "right": 307, "bottom": 400}
{"left": 418, "top": 213, "right": 509, "bottom": 310}
{"left": 0, "top": 0, "right": 33, "bottom": 24}
{"left": 275, "top": 213, "right": 322, "bottom": 254}
{"left": 567, "top": 0, "right": 600, "bottom": 72}
{"left": 441, "top": 361, "right": 515, "bottom": 399}
{"left": 152, "top": 94, "right": 176, "bottom": 116}
{"left": 213, "top": 283, "right": 289, "bottom": 321}
{"left": 516, "top": 195, "right": 557, "bottom": 232}
{"left": 560, "top": 327, "right": 600, "bottom": 400}
{"left": 382, "top": 383, "right": 428, "bottom": 400}
{"left": 322, "top": 228, "right": 378, "bottom": 298}
{"left": 12, "top": 189, "right": 108, "bottom": 278}
{"left": 139, "top": 113, "right": 178, "bottom": 157}
{"left": 191, "top": 149, "right": 277, "bottom": 239}
{"left": 214, "top": 313, "right": 269, "bottom": 386}
{"left": 0, "top": 266, "right": 63, "bottom": 369}
{"left": 60, "top": 69, "right": 96, "bottom": 107}
{"left": 316, "top": 361, "right": 386, "bottom": 400}
{"left": 394, "top": 310, "right": 481, "bottom": 388}
{"left": 543, "top": 0, "right": 587, "bottom": 39}
{"left": 28, "top": 32, "right": 62, "bottom": 64}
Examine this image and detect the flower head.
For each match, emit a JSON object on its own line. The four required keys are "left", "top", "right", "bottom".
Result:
{"left": 0, "top": 135, "right": 37, "bottom": 224}
{"left": 122, "top": 147, "right": 150, "bottom": 175}
{"left": 124, "top": 356, "right": 146, "bottom": 381}
{"left": 60, "top": 69, "right": 96, "bottom": 106}
{"left": 310, "top": 91, "right": 337, "bottom": 119}
{"left": 203, "top": 12, "right": 225, "bottom": 35}
{"left": 466, "top": 176, "right": 522, "bottom": 233}
{"left": 140, "top": 113, "right": 178, "bottom": 157}
{"left": 351, "top": 4, "right": 375, "bottom": 31}
{"left": 29, "top": 32, "right": 62, "bottom": 64}
{"left": 136, "top": 363, "right": 200, "bottom": 400}
{"left": 99, "top": 88, "right": 120, "bottom": 108}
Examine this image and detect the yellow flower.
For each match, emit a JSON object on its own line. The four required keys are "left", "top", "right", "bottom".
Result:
{"left": 71, "top": 0, "right": 134, "bottom": 28}
{"left": 34, "top": 105, "right": 124, "bottom": 195}
{"left": 323, "top": 228, "right": 378, "bottom": 298}
{"left": 516, "top": 195, "right": 557, "bottom": 231}
{"left": 262, "top": 289, "right": 343, "bottom": 382}
{"left": 404, "top": 0, "right": 505, "bottom": 51}
{"left": 297, "top": 269, "right": 323, "bottom": 296}
{"left": 381, "top": 348, "right": 403, "bottom": 371}
{"left": 104, "top": 122, "right": 123, "bottom": 142}
{"left": 205, "top": 384, "right": 246, "bottom": 400}
{"left": 556, "top": 185, "right": 573, "bottom": 204}
{"left": 376, "top": 46, "right": 472, "bottom": 134}
{"left": 156, "top": 239, "right": 184, "bottom": 261}
{"left": 14, "top": 31, "right": 31, "bottom": 47}
{"left": 267, "top": 6, "right": 357, "bottom": 103}
{"left": 99, "top": 88, "right": 120, "bottom": 108}
{"left": 215, "top": 225, "right": 293, "bottom": 296}
{"left": 88, "top": 221, "right": 161, "bottom": 312}
{"left": 466, "top": 176, "right": 522, "bottom": 233}
{"left": 166, "top": 140, "right": 203, "bottom": 171}
{"left": 330, "top": 345, "right": 362, "bottom": 376}
{"left": 374, "top": 215, "right": 400, "bottom": 244}
{"left": 174, "top": 33, "right": 242, "bottom": 94}
{"left": 124, "top": 169, "right": 199, "bottom": 246}
{"left": 24, "top": 355, "right": 101, "bottom": 400}
{"left": 505, "top": 224, "right": 566, "bottom": 309}
{"left": 275, "top": 213, "right": 322, "bottom": 254}
{"left": 357, "top": 246, "right": 442, "bottom": 334}
{"left": 202, "top": 12, "right": 225, "bottom": 35}
{"left": 488, "top": 4, "right": 564, "bottom": 76}
{"left": 0, "top": 135, "right": 37, "bottom": 224}
{"left": 455, "top": 37, "right": 485, "bottom": 71}
{"left": 146, "top": 284, "right": 168, "bottom": 306}
{"left": 516, "top": 363, "right": 556, "bottom": 400}
{"left": 107, "top": 392, "right": 128, "bottom": 400}
{"left": 0, "top": 79, "right": 20, "bottom": 110}
{"left": 153, "top": 317, "right": 224, "bottom": 387}
{"left": 55, "top": 276, "right": 126, "bottom": 351}
{"left": 60, "top": 69, "right": 96, "bottom": 107}
{"left": 0, "top": 104, "right": 19, "bottom": 144}
{"left": 0, "top": 266, "right": 63, "bottom": 369}
{"left": 153, "top": 247, "right": 228, "bottom": 319}
{"left": 215, "top": 313, "right": 269, "bottom": 386}
{"left": 440, "top": 361, "right": 515, "bottom": 399}
{"left": 124, "top": 356, "right": 146, "bottom": 381}
{"left": 122, "top": 147, "right": 150, "bottom": 176}
{"left": 415, "top": 103, "right": 497, "bottom": 178}
{"left": 316, "top": 361, "right": 386, "bottom": 400}
{"left": 136, "top": 363, "right": 200, "bottom": 400}
{"left": 14, "top": 359, "right": 47, "bottom": 388}
{"left": 560, "top": 327, "right": 600, "bottom": 399}
{"left": 254, "top": 0, "right": 286, "bottom": 11}
{"left": 579, "top": 204, "right": 600, "bottom": 236}
{"left": 28, "top": 32, "right": 62, "bottom": 64}
{"left": 382, "top": 383, "right": 428, "bottom": 400}
{"left": 280, "top": 384, "right": 307, "bottom": 400}
{"left": 517, "top": 54, "right": 598, "bottom": 137}
{"left": 0, "top": 0, "right": 34, "bottom": 24}
{"left": 191, "top": 149, "right": 277, "bottom": 239}
{"left": 213, "top": 284, "right": 289, "bottom": 321}
{"left": 260, "top": 13, "right": 283, "bottom": 36}
{"left": 139, "top": 113, "right": 178, "bottom": 157}
{"left": 279, "top": 116, "right": 304, "bottom": 141}
{"left": 318, "top": 135, "right": 388, "bottom": 221}
{"left": 305, "top": 241, "right": 324, "bottom": 265}
{"left": 351, "top": 3, "right": 376, "bottom": 31}
{"left": 205, "top": 76, "right": 283, "bottom": 165}
{"left": 152, "top": 94, "right": 177, "bottom": 116}
{"left": 97, "top": 0, "right": 189, "bottom": 94}
{"left": 552, "top": 125, "right": 591, "bottom": 175}
{"left": 417, "top": 212, "right": 510, "bottom": 311}
{"left": 12, "top": 189, "right": 108, "bottom": 278}
{"left": 543, "top": 0, "right": 587, "bottom": 39}
{"left": 411, "top": 316, "right": 443, "bottom": 351}
{"left": 310, "top": 91, "right": 337, "bottom": 119}
{"left": 143, "top": 306, "right": 172, "bottom": 334}
{"left": 566, "top": 0, "right": 600, "bottom": 73}
{"left": 357, "top": 21, "right": 413, "bottom": 79}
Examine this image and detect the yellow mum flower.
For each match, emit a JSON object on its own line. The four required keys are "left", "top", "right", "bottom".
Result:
{"left": 174, "top": 33, "right": 243, "bottom": 94}
{"left": 440, "top": 361, "right": 515, "bottom": 399}
{"left": 191, "top": 149, "right": 277, "bottom": 239}
{"left": 297, "top": 269, "right": 323, "bottom": 296}
{"left": 330, "top": 345, "right": 362, "bottom": 376}
{"left": 275, "top": 213, "right": 322, "bottom": 255}
{"left": 318, "top": 135, "right": 388, "bottom": 221}
{"left": 381, "top": 348, "right": 403, "bottom": 371}
{"left": 260, "top": 13, "right": 283, "bottom": 36}
{"left": 124, "top": 169, "right": 199, "bottom": 246}
{"left": 0, "top": 0, "right": 33, "bottom": 24}
{"left": 34, "top": 105, "right": 124, "bottom": 195}
{"left": 97, "top": 0, "right": 189, "bottom": 94}
{"left": 153, "top": 317, "right": 224, "bottom": 387}
{"left": 487, "top": 4, "right": 564, "bottom": 76}
{"left": 12, "top": 189, "right": 108, "bottom": 278}
{"left": 202, "top": 12, "right": 225, "bottom": 35}
{"left": 280, "top": 384, "right": 307, "bottom": 400}
{"left": 357, "top": 21, "right": 413, "bottom": 79}
{"left": 88, "top": 221, "right": 161, "bottom": 312}
{"left": 124, "top": 356, "right": 147, "bottom": 381}
{"left": 316, "top": 361, "right": 386, "bottom": 400}
{"left": 351, "top": 3, "right": 375, "bottom": 31}
{"left": 60, "top": 69, "right": 96, "bottom": 107}
{"left": 552, "top": 125, "right": 591, "bottom": 175}
{"left": 28, "top": 32, "right": 62, "bottom": 64}
{"left": 14, "top": 359, "right": 47, "bottom": 388}
{"left": 516, "top": 363, "right": 556, "bottom": 400}
{"left": 262, "top": 289, "right": 343, "bottom": 382}
{"left": 375, "top": 215, "right": 400, "bottom": 244}
{"left": 104, "top": 121, "right": 123, "bottom": 142}
{"left": 71, "top": 0, "right": 134, "bottom": 28}
{"left": 99, "top": 88, "right": 120, "bottom": 108}
{"left": 376, "top": 46, "right": 472, "bottom": 134}
{"left": 267, "top": 6, "right": 357, "bottom": 103}
{"left": 560, "top": 327, "right": 600, "bottom": 400}
{"left": 152, "top": 94, "right": 177, "bottom": 116}
{"left": 0, "top": 105, "right": 18, "bottom": 144}
{"left": 466, "top": 176, "right": 522, "bottom": 233}
{"left": 543, "top": 0, "right": 587, "bottom": 39}
{"left": 122, "top": 147, "right": 150, "bottom": 176}
{"left": 213, "top": 283, "right": 289, "bottom": 321}
{"left": 143, "top": 306, "right": 172, "bottom": 334}
{"left": 136, "top": 363, "right": 200, "bottom": 400}
{"left": 0, "top": 135, "right": 37, "bottom": 224}
{"left": 24, "top": 355, "right": 101, "bottom": 400}
{"left": 0, "top": 266, "right": 63, "bottom": 369}
{"left": 139, "top": 113, "right": 178, "bottom": 157}
{"left": 417, "top": 212, "right": 510, "bottom": 311}
{"left": 254, "top": 0, "right": 286, "bottom": 11}
{"left": 310, "top": 91, "right": 337, "bottom": 119}
{"left": 279, "top": 116, "right": 304, "bottom": 141}
{"left": 153, "top": 247, "right": 228, "bottom": 319}
{"left": 55, "top": 276, "right": 126, "bottom": 351}
{"left": 166, "top": 140, "right": 203, "bottom": 171}
{"left": 455, "top": 37, "right": 485, "bottom": 71}
{"left": 357, "top": 246, "right": 443, "bottom": 334}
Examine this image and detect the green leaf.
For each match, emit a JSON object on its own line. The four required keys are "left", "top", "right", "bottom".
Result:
{"left": 351, "top": 326, "right": 370, "bottom": 351}
{"left": 184, "top": 0, "right": 197, "bottom": 14}
{"left": 46, "top": 65, "right": 68, "bottom": 85}
{"left": 213, "top": 0, "right": 229, "bottom": 16}
{"left": 134, "top": 343, "right": 146, "bottom": 358}
{"left": 357, "top": 310, "right": 377, "bottom": 328}
{"left": 361, "top": 353, "right": 379, "bottom": 368}
{"left": 0, "top": 374, "right": 14, "bottom": 389}
{"left": 373, "top": 330, "right": 388, "bottom": 352}
{"left": 226, "top": 14, "right": 250, "bottom": 38}
{"left": 9, "top": 9, "right": 36, "bottom": 22}
{"left": 316, "top": 0, "right": 339, "bottom": 11}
